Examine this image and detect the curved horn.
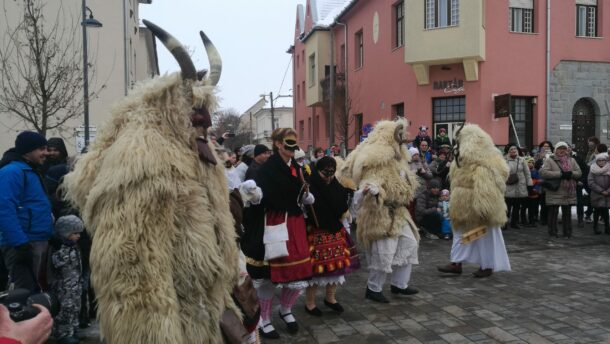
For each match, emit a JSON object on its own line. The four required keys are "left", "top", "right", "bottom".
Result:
{"left": 200, "top": 31, "right": 222, "bottom": 86}
{"left": 143, "top": 19, "right": 196, "bottom": 81}
{"left": 394, "top": 124, "right": 404, "bottom": 143}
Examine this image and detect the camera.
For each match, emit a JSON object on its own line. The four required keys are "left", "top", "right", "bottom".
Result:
{"left": 0, "top": 289, "right": 58, "bottom": 322}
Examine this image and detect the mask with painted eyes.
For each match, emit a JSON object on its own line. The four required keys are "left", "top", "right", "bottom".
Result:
{"left": 283, "top": 135, "right": 299, "bottom": 151}
{"left": 320, "top": 168, "right": 336, "bottom": 178}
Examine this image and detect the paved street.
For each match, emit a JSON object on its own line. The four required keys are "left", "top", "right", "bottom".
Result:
{"left": 79, "top": 220, "right": 610, "bottom": 344}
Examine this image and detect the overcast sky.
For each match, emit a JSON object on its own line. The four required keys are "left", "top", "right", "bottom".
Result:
{"left": 140, "top": 1, "right": 302, "bottom": 114}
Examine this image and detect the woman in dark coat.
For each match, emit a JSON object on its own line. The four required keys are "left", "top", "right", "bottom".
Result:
{"left": 303, "top": 157, "right": 351, "bottom": 316}
{"left": 249, "top": 128, "right": 313, "bottom": 339}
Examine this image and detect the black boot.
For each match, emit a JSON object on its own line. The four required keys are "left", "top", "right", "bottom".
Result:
{"left": 365, "top": 288, "right": 389, "bottom": 303}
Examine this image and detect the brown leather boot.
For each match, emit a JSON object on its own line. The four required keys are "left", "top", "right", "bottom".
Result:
{"left": 437, "top": 262, "right": 462, "bottom": 274}
{"left": 472, "top": 268, "right": 493, "bottom": 278}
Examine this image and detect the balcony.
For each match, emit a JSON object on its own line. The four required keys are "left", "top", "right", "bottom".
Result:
{"left": 320, "top": 72, "right": 346, "bottom": 103}
{"left": 404, "top": 0, "right": 485, "bottom": 85}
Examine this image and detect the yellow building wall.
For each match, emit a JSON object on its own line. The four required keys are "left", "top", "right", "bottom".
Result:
{"left": 305, "top": 30, "right": 331, "bottom": 106}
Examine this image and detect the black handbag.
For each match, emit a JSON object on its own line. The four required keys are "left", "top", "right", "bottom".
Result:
{"left": 541, "top": 159, "right": 564, "bottom": 191}
{"left": 506, "top": 173, "right": 519, "bottom": 185}
{"left": 540, "top": 178, "right": 561, "bottom": 191}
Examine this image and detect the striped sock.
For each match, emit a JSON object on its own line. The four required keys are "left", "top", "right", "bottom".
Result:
{"left": 259, "top": 298, "right": 273, "bottom": 323}
{"left": 279, "top": 288, "right": 301, "bottom": 316}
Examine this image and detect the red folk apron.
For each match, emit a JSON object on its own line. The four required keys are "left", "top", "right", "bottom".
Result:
{"left": 266, "top": 210, "right": 312, "bottom": 283}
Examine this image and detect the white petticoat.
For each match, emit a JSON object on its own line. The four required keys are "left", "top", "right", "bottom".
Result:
{"left": 366, "top": 221, "right": 419, "bottom": 273}
{"left": 450, "top": 226, "right": 511, "bottom": 272}
{"left": 308, "top": 275, "right": 345, "bottom": 287}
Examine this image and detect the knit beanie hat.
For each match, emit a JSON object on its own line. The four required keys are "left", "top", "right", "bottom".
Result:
{"left": 15, "top": 131, "right": 48, "bottom": 155}
{"left": 408, "top": 147, "right": 419, "bottom": 156}
{"left": 55, "top": 215, "right": 84, "bottom": 239}
{"left": 253, "top": 144, "right": 271, "bottom": 157}
{"left": 441, "top": 189, "right": 450, "bottom": 197}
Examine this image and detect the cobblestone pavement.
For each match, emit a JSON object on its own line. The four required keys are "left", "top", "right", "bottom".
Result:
{"left": 78, "top": 220, "right": 610, "bottom": 343}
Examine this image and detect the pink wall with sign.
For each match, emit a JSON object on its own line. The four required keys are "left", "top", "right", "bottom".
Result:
{"left": 292, "top": 0, "right": 610, "bottom": 151}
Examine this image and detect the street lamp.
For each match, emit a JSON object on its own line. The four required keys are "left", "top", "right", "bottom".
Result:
{"left": 81, "top": 1, "right": 102, "bottom": 150}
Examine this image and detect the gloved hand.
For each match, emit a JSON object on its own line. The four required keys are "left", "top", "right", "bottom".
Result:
{"left": 302, "top": 192, "right": 315, "bottom": 205}
{"left": 364, "top": 184, "right": 380, "bottom": 196}
{"left": 240, "top": 180, "right": 257, "bottom": 192}
{"left": 561, "top": 171, "right": 573, "bottom": 180}
{"left": 14, "top": 243, "right": 33, "bottom": 264}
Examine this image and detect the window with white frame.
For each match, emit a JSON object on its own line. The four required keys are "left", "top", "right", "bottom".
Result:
{"left": 425, "top": 0, "right": 459, "bottom": 29}
{"left": 576, "top": 0, "right": 597, "bottom": 37}
{"left": 509, "top": 0, "right": 534, "bottom": 33}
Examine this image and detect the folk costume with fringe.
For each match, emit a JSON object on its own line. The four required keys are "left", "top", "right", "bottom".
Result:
{"left": 306, "top": 165, "right": 351, "bottom": 286}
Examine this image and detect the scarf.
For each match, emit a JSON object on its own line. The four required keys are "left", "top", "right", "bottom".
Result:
{"left": 589, "top": 162, "right": 610, "bottom": 176}
{"left": 559, "top": 155, "right": 576, "bottom": 194}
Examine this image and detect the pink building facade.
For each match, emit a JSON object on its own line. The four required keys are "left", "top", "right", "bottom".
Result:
{"left": 290, "top": 0, "right": 610, "bottom": 158}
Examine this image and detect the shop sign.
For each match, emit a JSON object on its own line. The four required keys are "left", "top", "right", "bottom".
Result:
{"left": 433, "top": 79, "right": 465, "bottom": 94}
{"left": 494, "top": 94, "right": 511, "bottom": 118}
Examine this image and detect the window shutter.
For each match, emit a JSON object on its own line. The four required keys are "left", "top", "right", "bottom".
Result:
{"left": 576, "top": 0, "right": 597, "bottom": 5}
{"left": 509, "top": 0, "right": 534, "bottom": 9}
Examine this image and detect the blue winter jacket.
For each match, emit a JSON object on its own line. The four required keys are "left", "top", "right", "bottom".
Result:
{"left": 0, "top": 160, "right": 54, "bottom": 246}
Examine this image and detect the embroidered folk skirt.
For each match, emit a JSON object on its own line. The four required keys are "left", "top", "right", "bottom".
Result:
{"left": 307, "top": 227, "right": 351, "bottom": 280}
{"left": 266, "top": 211, "right": 312, "bottom": 283}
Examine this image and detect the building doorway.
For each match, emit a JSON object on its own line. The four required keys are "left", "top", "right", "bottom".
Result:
{"left": 572, "top": 98, "right": 597, "bottom": 159}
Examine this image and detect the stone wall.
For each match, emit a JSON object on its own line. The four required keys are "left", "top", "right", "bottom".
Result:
{"left": 549, "top": 61, "right": 610, "bottom": 145}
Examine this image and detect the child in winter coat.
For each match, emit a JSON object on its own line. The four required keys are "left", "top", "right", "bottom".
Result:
{"left": 524, "top": 157, "right": 541, "bottom": 226}
{"left": 587, "top": 153, "right": 610, "bottom": 234}
{"left": 438, "top": 189, "right": 453, "bottom": 239}
{"left": 51, "top": 215, "right": 83, "bottom": 344}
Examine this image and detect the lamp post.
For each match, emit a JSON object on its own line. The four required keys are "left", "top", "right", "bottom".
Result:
{"left": 260, "top": 93, "right": 292, "bottom": 132}
{"left": 81, "top": 1, "right": 102, "bottom": 150}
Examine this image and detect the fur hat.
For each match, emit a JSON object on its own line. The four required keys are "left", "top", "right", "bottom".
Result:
{"left": 15, "top": 131, "right": 47, "bottom": 155}
{"left": 239, "top": 144, "right": 255, "bottom": 157}
{"left": 55, "top": 215, "right": 84, "bottom": 239}
{"left": 555, "top": 141, "right": 569, "bottom": 150}
{"left": 419, "top": 125, "right": 428, "bottom": 132}
{"left": 428, "top": 179, "right": 441, "bottom": 189}
{"left": 294, "top": 148, "right": 306, "bottom": 160}
{"left": 408, "top": 147, "right": 419, "bottom": 156}
{"left": 595, "top": 153, "right": 608, "bottom": 161}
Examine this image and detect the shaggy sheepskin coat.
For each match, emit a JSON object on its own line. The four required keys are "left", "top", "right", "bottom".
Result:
{"left": 338, "top": 120, "right": 420, "bottom": 249}
{"left": 62, "top": 74, "right": 239, "bottom": 344}
{"left": 449, "top": 124, "right": 509, "bottom": 232}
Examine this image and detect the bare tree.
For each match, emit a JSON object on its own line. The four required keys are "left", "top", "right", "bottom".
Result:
{"left": 212, "top": 108, "right": 250, "bottom": 151}
{"left": 0, "top": 0, "right": 103, "bottom": 136}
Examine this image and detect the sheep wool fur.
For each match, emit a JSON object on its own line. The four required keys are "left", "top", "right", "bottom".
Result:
{"left": 449, "top": 124, "right": 509, "bottom": 232}
{"left": 338, "top": 119, "right": 420, "bottom": 249}
{"left": 62, "top": 73, "right": 239, "bottom": 344}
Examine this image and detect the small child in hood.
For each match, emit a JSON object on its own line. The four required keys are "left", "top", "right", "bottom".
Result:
{"left": 51, "top": 215, "right": 83, "bottom": 344}
{"left": 438, "top": 189, "right": 453, "bottom": 240}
